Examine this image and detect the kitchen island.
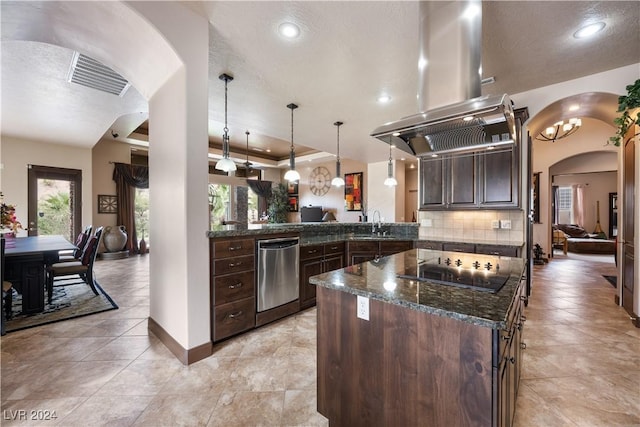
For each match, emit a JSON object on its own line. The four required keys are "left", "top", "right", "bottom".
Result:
{"left": 309, "top": 249, "right": 526, "bottom": 427}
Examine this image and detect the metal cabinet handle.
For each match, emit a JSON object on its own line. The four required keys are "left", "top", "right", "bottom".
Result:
{"left": 520, "top": 295, "right": 528, "bottom": 302}
{"left": 228, "top": 282, "right": 243, "bottom": 289}
{"left": 229, "top": 246, "right": 242, "bottom": 251}
{"left": 502, "top": 333, "right": 511, "bottom": 341}
{"left": 308, "top": 249, "right": 318, "bottom": 254}
{"left": 229, "top": 262, "right": 242, "bottom": 267}
{"left": 330, "top": 246, "right": 338, "bottom": 250}
{"left": 520, "top": 342, "right": 527, "bottom": 350}
{"left": 517, "top": 322, "right": 524, "bottom": 331}
{"left": 520, "top": 315, "right": 527, "bottom": 322}
{"left": 509, "top": 357, "right": 516, "bottom": 364}
{"left": 228, "top": 311, "right": 243, "bottom": 319}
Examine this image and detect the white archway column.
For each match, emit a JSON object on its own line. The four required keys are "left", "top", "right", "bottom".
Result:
{"left": 129, "top": 2, "right": 211, "bottom": 363}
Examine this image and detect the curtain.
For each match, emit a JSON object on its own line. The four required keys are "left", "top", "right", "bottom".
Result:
{"left": 572, "top": 184, "right": 585, "bottom": 227}
{"left": 113, "top": 163, "right": 149, "bottom": 253}
{"left": 247, "top": 180, "right": 272, "bottom": 220}
{"left": 552, "top": 186, "right": 559, "bottom": 225}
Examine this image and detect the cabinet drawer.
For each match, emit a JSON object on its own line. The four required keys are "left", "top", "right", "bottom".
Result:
{"left": 442, "top": 242, "right": 475, "bottom": 253}
{"left": 475, "top": 244, "right": 518, "bottom": 257}
{"left": 300, "top": 244, "right": 324, "bottom": 261}
{"left": 213, "top": 297, "right": 256, "bottom": 341}
{"left": 214, "top": 270, "right": 255, "bottom": 306}
{"left": 380, "top": 240, "right": 413, "bottom": 255}
{"left": 348, "top": 241, "right": 379, "bottom": 252}
{"left": 415, "top": 240, "right": 443, "bottom": 250}
{"left": 214, "top": 238, "right": 254, "bottom": 258}
{"left": 213, "top": 254, "right": 254, "bottom": 276}
{"left": 324, "top": 241, "right": 345, "bottom": 256}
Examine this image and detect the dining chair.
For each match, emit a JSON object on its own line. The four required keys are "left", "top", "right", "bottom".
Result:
{"left": 58, "top": 225, "right": 93, "bottom": 262}
{"left": 46, "top": 226, "right": 103, "bottom": 303}
{"left": 1, "top": 237, "right": 13, "bottom": 327}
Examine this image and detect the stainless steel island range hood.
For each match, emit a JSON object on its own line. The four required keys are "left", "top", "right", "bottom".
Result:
{"left": 371, "top": 1, "right": 516, "bottom": 157}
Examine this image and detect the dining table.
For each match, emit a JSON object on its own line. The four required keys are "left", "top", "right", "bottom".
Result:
{"left": 4, "top": 235, "right": 76, "bottom": 314}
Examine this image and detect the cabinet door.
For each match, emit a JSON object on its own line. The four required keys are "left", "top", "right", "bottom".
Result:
{"left": 300, "top": 257, "right": 323, "bottom": 309}
{"left": 350, "top": 252, "right": 377, "bottom": 266}
{"left": 448, "top": 155, "right": 477, "bottom": 207}
{"left": 324, "top": 254, "right": 344, "bottom": 273}
{"left": 479, "top": 147, "right": 519, "bottom": 207}
{"left": 420, "top": 157, "right": 445, "bottom": 209}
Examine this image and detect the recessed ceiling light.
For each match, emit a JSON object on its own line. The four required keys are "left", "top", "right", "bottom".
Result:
{"left": 569, "top": 104, "right": 580, "bottom": 111}
{"left": 278, "top": 22, "right": 300, "bottom": 39}
{"left": 573, "top": 22, "right": 606, "bottom": 39}
{"left": 378, "top": 94, "right": 391, "bottom": 103}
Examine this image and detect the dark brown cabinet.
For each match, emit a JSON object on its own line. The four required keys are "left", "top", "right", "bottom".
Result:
{"left": 300, "top": 242, "right": 345, "bottom": 309}
{"left": 420, "top": 155, "right": 476, "bottom": 209}
{"left": 210, "top": 237, "right": 256, "bottom": 342}
{"left": 347, "top": 240, "right": 414, "bottom": 266}
{"left": 420, "top": 144, "right": 520, "bottom": 210}
{"left": 495, "top": 276, "right": 526, "bottom": 427}
{"left": 417, "top": 240, "right": 522, "bottom": 258}
{"left": 317, "top": 273, "right": 526, "bottom": 426}
{"left": 478, "top": 147, "right": 519, "bottom": 208}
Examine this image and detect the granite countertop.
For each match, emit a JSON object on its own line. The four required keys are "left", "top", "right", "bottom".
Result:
{"left": 309, "top": 248, "right": 525, "bottom": 329}
{"left": 208, "top": 222, "right": 419, "bottom": 243}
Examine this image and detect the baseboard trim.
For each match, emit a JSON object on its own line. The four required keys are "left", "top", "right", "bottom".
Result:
{"left": 148, "top": 317, "right": 212, "bottom": 365}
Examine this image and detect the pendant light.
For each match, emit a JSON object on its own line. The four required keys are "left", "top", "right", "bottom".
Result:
{"left": 384, "top": 138, "right": 398, "bottom": 187}
{"left": 243, "top": 130, "right": 253, "bottom": 171}
{"left": 215, "top": 73, "right": 237, "bottom": 172}
{"left": 284, "top": 103, "right": 300, "bottom": 182}
{"left": 331, "top": 121, "right": 346, "bottom": 187}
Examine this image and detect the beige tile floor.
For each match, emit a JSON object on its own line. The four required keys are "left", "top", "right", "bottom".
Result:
{"left": 1, "top": 251, "right": 638, "bottom": 426}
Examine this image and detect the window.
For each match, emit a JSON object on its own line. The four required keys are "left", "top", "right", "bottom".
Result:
{"left": 557, "top": 187, "right": 572, "bottom": 224}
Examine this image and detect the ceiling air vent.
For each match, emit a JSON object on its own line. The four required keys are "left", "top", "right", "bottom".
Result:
{"left": 68, "top": 52, "right": 130, "bottom": 96}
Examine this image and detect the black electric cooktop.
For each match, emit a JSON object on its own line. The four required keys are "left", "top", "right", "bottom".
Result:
{"left": 398, "top": 264, "right": 509, "bottom": 293}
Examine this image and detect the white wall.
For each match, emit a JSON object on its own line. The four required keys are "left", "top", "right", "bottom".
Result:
{"left": 130, "top": 2, "right": 210, "bottom": 351}
{"left": 552, "top": 170, "right": 617, "bottom": 237}
{"left": 287, "top": 158, "right": 368, "bottom": 223}
{"left": 532, "top": 119, "right": 618, "bottom": 252}
{"left": 92, "top": 138, "right": 132, "bottom": 240}
{"left": 0, "top": 136, "right": 93, "bottom": 236}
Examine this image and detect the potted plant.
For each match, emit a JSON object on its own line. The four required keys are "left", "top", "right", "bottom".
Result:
{"left": 267, "top": 183, "right": 289, "bottom": 223}
{"left": 609, "top": 79, "right": 640, "bottom": 146}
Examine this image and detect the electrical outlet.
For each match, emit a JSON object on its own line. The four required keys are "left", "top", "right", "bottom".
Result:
{"left": 420, "top": 219, "right": 432, "bottom": 227}
{"left": 357, "top": 295, "right": 369, "bottom": 320}
{"left": 500, "top": 219, "right": 512, "bottom": 229}
{"left": 491, "top": 220, "right": 500, "bottom": 229}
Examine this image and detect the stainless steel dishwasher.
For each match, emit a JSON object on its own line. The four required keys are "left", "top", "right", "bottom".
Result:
{"left": 257, "top": 237, "right": 300, "bottom": 312}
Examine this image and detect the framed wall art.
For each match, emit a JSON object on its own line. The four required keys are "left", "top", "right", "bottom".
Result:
{"left": 98, "top": 194, "right": 118, "bottom": 214}
{"left": 344, "top": 172, "right": 363, "bottom": 211}
{"left": 288, "top": 196, "right": 299, "bottom": 212}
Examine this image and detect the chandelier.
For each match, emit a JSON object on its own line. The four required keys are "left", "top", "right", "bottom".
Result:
{"left": 536, "top": 118, "right": 582, "bottom": 142}
{"left": 215, "top": 73, "right": 237, "bottom": 172}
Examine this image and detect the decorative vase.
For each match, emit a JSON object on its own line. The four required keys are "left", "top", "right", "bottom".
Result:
{"left": 139, "top": 237, "right": 147, "bottom": 255}
{"left": 104, "top": 225, "right": 127, "bottom": 252}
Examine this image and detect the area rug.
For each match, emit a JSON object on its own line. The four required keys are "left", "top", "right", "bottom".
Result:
{"left": 602, "top": 275, "right": 617, "bottom": 288}
{"left": 5, "top": 279, "right": 118, "bottom": 333}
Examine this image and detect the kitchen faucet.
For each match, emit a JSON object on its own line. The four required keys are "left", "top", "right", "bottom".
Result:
{"left": 372, "top": 210, "right": 381, "bottom": 234}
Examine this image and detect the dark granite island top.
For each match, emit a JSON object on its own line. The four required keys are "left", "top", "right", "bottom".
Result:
{"left": 312, "top": 248, "right": 527, "bottom": 426}
{"left": 309, "top": 248, "right": 524, "bottom": 329}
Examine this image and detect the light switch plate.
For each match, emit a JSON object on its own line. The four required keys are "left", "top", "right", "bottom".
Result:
{"left": 500, "top": 220, "right": 512, "bottom": 229}
{"left": 491, "top": 220, "right": 500, "bottom": 229}
{"left": 357, "top": 295, "right": 369, "bottom": 320}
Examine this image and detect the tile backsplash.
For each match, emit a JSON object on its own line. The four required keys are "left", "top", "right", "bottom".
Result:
{"left": 417, "top": 210, "right": 525, "bottom": 244}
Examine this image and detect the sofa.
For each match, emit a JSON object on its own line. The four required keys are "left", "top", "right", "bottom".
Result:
{"left": 552, "top": 224, "right": 616, "bottom": 255}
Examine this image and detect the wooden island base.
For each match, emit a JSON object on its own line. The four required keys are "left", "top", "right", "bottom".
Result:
{"left": 317, "top": 286, "right": 496, "bottom": 427}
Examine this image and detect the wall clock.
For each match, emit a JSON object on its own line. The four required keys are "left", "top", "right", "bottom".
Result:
{"left": 309, "top": 166, "right": 332, "bottom": 196}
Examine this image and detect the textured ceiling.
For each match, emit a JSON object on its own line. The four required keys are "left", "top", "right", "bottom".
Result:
{"left": 1, "top": 1, "right": 639, "bottom": 166}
